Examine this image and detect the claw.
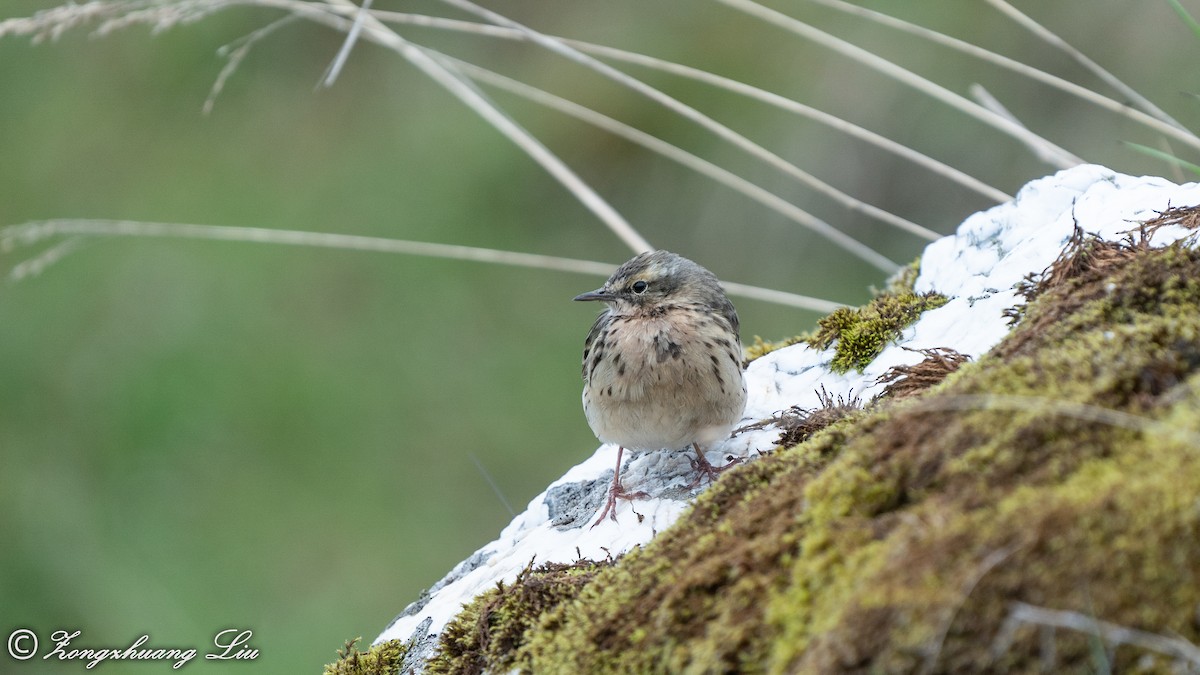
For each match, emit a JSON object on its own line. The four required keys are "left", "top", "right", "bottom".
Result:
{"left": 591, "top": 446, "right": 649, "bottom": 528}
{"left": 684, "top": 443, "right": 741, "bottom": 489}
{"left": 591, "top": 483, "right": 649, "bottom": 528}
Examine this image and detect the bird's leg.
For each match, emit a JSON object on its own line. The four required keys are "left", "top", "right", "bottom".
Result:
{"left": 685, "top": 442, "right": 742, "bottom": 489}
{"left": 591, "top": 446, "right": 649, "bottom": 528}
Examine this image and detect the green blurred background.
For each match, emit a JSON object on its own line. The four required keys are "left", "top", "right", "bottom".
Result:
{"left": 0, "top": 1, "right": 1196, "bottom": 672}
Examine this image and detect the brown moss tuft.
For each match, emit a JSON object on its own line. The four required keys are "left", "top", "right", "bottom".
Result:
{"left": 427, "top": 558, "right": 613, "bottom": 674}
{"left": 998, "top": 234, "right": 1200, "bottom": 366}
{"left": 733, "top": 386, "right": 864, "bottom": 450}
{"left": 323, "top": 637, "right": 406, "bottom": 675}
{"left": 1041, "top": 225, "right": 1146, "bottom": 296}
{"left": 875, "top": 347, "right": 970, "bottom": 400}
{"left": 1142, "top": 203, "right": 1200, "bottom": 236}
{"left": 1006, "top": 211, "right": 1199, "bottom": 326}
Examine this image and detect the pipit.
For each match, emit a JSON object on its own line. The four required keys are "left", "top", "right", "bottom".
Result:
{"left": 574, "top": 250, "right": 748, "bottom": 526}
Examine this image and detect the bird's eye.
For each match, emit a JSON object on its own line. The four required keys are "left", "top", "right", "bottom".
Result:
{"left": 631, "top": 280, "right": 649, "bottom": 294}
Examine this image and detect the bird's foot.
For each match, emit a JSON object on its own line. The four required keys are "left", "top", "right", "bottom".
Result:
{"left": 591, "top": 482, "right": 649, "bottom": 528}
{"left": 685, "top": 444, "right": 742, "bottom": 489}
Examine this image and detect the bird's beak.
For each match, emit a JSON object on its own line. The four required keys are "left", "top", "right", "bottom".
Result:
{"left": 574, "top": 288, "right": 614, "bottom": 302}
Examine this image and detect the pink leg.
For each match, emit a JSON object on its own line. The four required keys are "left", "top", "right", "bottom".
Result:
{"left": 591, "top": 446, "right": 649, "bottom": 528}
{"left": 685, "top": 443, "right": 742, "bottom": 489}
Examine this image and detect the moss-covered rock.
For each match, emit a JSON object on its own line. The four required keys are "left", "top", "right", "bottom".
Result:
{"left": 428, "top": 559, "right": 613, "bottom": 674}
{"left": 419, "top": 233, "right": 1200, "bottom": 673}
{"left": 323, "top": 637, "right": 407, "bottom": 675}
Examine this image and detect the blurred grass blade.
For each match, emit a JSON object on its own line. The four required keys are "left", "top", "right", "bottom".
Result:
{"left": 429, "top": 0, "right": 936, "bottom": 241}
{"left": 1166, "top": 0, "right": 1200, "bottom": 40}
{"left": 7, "top": 237, "right": 86, "bottom": 282}
{"left": 807, "top": 0, "right": 1200, "bottom": 153}
{"left": 1122, "top": 142, "right": 1200, "bottom": 176}
{"left": 206, "top": 14, "right": 300, "bottom": 114}
{"left": 992, "top": 602, "right": 1200, "bottom": 666}
{"left": 719, "top": 281, "right": 844, "bottom": 312}
{"left": 970, "top": 84, "right": 1066, "bottom": 165}
{"left": 440, "top": 55, "right": 900, "bottom": 272}
{"left": 467, "top": 451, "right": 515, "bottom": 518}
{"left": 315, "top": 0, "right": 653, "bottom": 254}
{"left": 716, "top": 0, "right": 1083, "bottom": 169}
{"left": 984, "top": 0, "right": 1188, "bottom": 132}
{"left": 319, "top": 0, "right": 372, "bottom": 88}
{"left": 0, "top": 219, "right": 847, "bottom": 312}
{"left": 369, "top": 10, "right": 1009, "bottom": 204}
{"left": 4, "top": 1, "right": 937, "bottom": 242}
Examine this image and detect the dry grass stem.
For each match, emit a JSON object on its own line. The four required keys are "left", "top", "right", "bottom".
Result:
{"left": 0, "top": 219, "right": 845, "bottom": 312}
{"left": 809, "top": 0, "right": 1200, "bottom": 153}
{"left": 920, "top": 545, "right": 1021, "bottom": 675}
{"left": 318, "top": 0, "right": 652, "bottom": 254}
{"left": 318, "top": 0, "right": 372, "bottom": 88}
{"left": 440, "top": 55, "right": 898, "bottom": 273}
{"left": 983, "top": 0, "right": 1187, "bottom": 132}
{"left": 991, "top": 602, "right": 1200, "bottom": 667}
{"left": 429, "top": 0, "right": 935, "bottom": 242}
{"left": 7, "top": 237, "right": 87, "bottom": 282}
{"left": 969, "top": 85, "right": 1069, "bottom": 166}
{"left": 205, "top": 14, "right": 299, "bottom": 114}
{"left": 716, "top": 0, "right": 1083, "bottom": 169}
{"left": 366, "top": 11, "right": 1009, "bottom": 205}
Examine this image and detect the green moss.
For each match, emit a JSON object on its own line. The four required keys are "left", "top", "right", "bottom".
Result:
{"left": 765, "top": 241, "right": 1200, "bottom": 672}
{"left": 427, "top": 559, "right": 612, "bottom": 674}
{"left": 323, "top": 637, "right": 406, "bottom": 675}
{"left": 744, "top": 334, "right": 808, "bottom": 363}
{"left": 882, "top": 256, "right": 922, "bottom": 296}
{"left": 744, "top": 258, "right": 930, "bottom": 368}
{"left": 807, "top": 290, "right": 948, "bottom": 374}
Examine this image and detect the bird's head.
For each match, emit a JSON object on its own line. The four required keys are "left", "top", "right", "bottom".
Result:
{"left": 573, "top": 250, "right": 730, "bottom": 315}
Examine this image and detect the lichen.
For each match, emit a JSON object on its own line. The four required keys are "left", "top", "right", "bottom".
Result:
{"left": 323, "top": 637, "right": 406, "bottom": 675}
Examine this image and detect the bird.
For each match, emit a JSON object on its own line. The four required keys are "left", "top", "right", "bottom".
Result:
{"left": 574, "top": 250, "right": 748, "bottom": 526}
